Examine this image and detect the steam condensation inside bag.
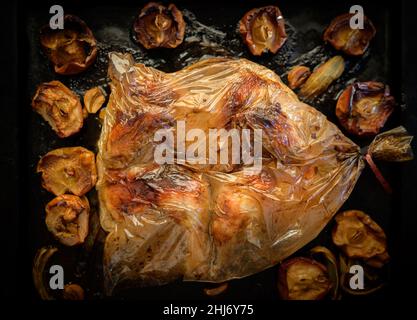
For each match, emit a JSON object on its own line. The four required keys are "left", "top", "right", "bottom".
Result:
{"left": 97, "top": 52, "right": 373, "bottom": 294}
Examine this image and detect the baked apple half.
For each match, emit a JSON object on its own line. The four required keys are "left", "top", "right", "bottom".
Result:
{"left": 336, "top": 82, "right": 395, "bottom": 136}
{"left": 32, "top": 81, "right": 84, "bottom": 138}
{"left": 45, "top": 194, "right": 90, "bottom": 246}
{"left": 37, "top": 147, "right": 97, "bottom": 196}
{"left": 278, "top": 257, "right": 332, "bottom": 300}
{"left": 332, "top": 210, "right": 389, "bottom": 268}
{"left": 239, "top": 6, "right": 287, "bottom": 56}
{"left": 323, "top": 13, "right": 376, "bottom": 56}
{"left": 133, "top": 2, "right": 185, "bottom": 49}
{"left": 40, "top": 15, "right": 97, "bottom": 75}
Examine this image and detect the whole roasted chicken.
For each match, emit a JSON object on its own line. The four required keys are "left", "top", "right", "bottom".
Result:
{"left": 97, "top": 53, "right": 412, "bottom": 294}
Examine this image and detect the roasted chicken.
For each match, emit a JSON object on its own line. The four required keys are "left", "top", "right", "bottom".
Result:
{"left": 97, "top": 53, "right": 412, "bottom": 293}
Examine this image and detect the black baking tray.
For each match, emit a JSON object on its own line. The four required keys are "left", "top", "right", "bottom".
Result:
{"left": 2, "top": 0, "right": 416, "bottom": 303}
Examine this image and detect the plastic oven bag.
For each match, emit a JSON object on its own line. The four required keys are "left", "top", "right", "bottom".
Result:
{"left": 96, "top": 53, "right": 413, "bottom": 294}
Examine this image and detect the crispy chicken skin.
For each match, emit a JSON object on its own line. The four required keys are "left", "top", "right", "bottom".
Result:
{"left": 37, "top": 147, "right": 97, "bottom": 196}
{"left": 97, "top": 53, "right": 366, "bottom": 292}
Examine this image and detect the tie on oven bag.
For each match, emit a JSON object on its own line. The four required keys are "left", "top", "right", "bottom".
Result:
{"left": 96, "top": 53, "right": 413, "bottom": 294}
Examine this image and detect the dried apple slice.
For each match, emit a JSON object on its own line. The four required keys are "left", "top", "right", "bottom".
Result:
{"left": 239, "top": 6, "right": 287, "bottom": 56}
{"left": 45, "top": 194, "right": 90, "bottom": 246}
{"left": 37, "top": 147, "right": 97, "bottom": 196}
{"left": 133, "top": 2, "right": 185, "bottom": 49}
{"left": 32, "top": 81, "right": 84, "bottom": 138}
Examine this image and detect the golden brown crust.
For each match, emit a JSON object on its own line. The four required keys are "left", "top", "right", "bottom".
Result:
{"left": 133, "top": 2, "right": 185, "bottom": 49}
{"left": 239, "top": 6, "right": 287, "bottom": 56}
{"left": 45, "top": 194, "right": 90, "bottom": 246}
{"left": 37, "top": 147, "right": 97, "bottom": 196}
{"left": 211, "top": 191, "right": 261, "bottom": 245}
{"left": 323, "top": 13, "right": 376, "bottom": 56}
{"left": 100, "top": 164, "right": 208, "bottom": 225}
{"left": 40, "top": 15, "right": 98, "bottom": 75}
{"left": 101, "top": 178, "right": 156, "bottom": 222}
{"left": 31, "top": 81, "right": 84, "bottom": 138}
{"left": 104, "top": 111, "right": 173, "bottom": 168}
